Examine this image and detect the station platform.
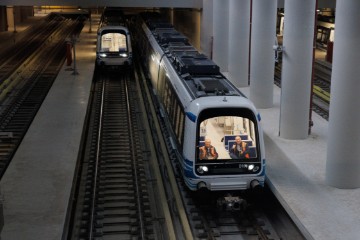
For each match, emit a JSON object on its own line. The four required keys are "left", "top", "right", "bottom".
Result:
{"left": 239, "top": 85, "right": 360, "bottom": 240}
{"left": 0, "top": 15, "right": 98, "bottom": 240}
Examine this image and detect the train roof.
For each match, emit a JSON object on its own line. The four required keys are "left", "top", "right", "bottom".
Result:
{"left": 142, "top": 15, "right": 245, "bottom": 99}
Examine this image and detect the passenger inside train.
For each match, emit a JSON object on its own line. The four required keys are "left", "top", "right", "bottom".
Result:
{"left": 229, "top": 136, "right": 250, "bottom": 159}
{"left": 198, "top": 138, "right": 218, "bottom": 160}
{"left": 198, "top": 116, "right": 257, "bottom": 161}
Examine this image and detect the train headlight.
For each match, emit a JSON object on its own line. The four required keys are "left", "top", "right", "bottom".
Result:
{"left": 197, "top": 166, "right": 209, "bottom": 174}
{"left": 248, "top": 164, "right": 255, "bottom": 171}
{"left": 248, "top": 164, "right": 259, "bottom": 172}
{"left": 119, "top": 53, "right": 128, "bottom": 57}
{"left": 99, "top": 53, "right": 107, "bottom": 58}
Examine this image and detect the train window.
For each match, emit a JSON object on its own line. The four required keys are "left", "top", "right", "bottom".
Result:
{"left": 164, "top": 82, "right": 172, "bottom": 114}
{"left": 100, "top": 33, "right": 127, "bottom": 52}
{"left": 160, "top": 76, "right": 185, "bottom": 148}
{"left": 162, "top": 82, "right": 169, "bottom": 106}
{"left": 170, "top": 95, "right": 177, "bottom": 127}
{"left": 174, "top": 105, "right": 181, "bottom": 135}
{"left": 158, "top": 67, "right": 166, "bottom": 97}
{"left": 178, "top": 111, "right": 185, "bottom": 145}
{"left": 196, "top": 108, "right": 259, "bottom": 163}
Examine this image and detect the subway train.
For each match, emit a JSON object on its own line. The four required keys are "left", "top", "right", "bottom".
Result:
{"left": 133, "top": 13, "right": 266, "bottom": 195}
{"left": 96, "top": 8, "right": 132, "bottom": 67}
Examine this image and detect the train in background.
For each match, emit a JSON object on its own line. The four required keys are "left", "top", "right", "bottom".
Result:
{"left": 96, "top": 7, "right": 132, "bottom": 68}
{"left": 133, "top": 12, "right": 266, "bottom": 204}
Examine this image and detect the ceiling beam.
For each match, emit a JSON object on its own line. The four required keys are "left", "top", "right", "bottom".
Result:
{"left": 1, "top": 0, "right": 202, "bottom": 8}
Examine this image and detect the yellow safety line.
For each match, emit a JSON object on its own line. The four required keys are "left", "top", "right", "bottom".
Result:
{"left": 313, "top": 85, "right": 330, "bottom": 103}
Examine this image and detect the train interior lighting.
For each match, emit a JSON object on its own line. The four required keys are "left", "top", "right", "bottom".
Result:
{"left": 100, "top": 32, "right": 127, "bottom": 53}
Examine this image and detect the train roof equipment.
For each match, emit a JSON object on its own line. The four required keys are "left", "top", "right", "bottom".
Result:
{"left": 148, "top": 26, "right": 244, "bottom": 98}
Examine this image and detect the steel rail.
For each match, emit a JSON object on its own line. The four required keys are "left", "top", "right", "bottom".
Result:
{"left": 125, "top": 77, "right": 146, "bottom": 240}
{"left": 88, "top": 78, "right": 105, "bottom": 239}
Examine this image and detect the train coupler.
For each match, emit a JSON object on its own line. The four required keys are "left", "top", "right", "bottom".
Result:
{"left": 217, "top": 194, "right": 247, "bottom": 211}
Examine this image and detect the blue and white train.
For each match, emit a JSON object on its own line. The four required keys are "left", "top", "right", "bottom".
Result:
{"left": 96, "top": 8, "right": 132, "bottom": 67}
{"left": 134, "top": 12, "right": 266, "bottom": 193}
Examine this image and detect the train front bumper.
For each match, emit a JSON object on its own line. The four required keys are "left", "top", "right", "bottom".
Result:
{"left": 185, "top": 175, "right": 265, "bottom": 191}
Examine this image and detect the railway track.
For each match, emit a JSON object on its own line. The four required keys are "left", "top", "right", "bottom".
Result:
{"left": 0, "top": 16, "right": 85, "bottom": 179}
{"left": 0, "top": 14, "right": 65, "bottom": 82}
{"left": 312, "top": 60, "right": 332, "bottom": 120}
{"left": 67, "top": 69, "right": 175, "bottom": 240}
{"left": 171, "top": 180, "right": 294, "bottom": 239}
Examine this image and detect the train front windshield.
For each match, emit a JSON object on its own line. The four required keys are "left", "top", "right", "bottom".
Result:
{"left": 100, "top": 31, "right": 127, "bottom": 53}
{"left": 195, "top": 108, "right": 261, "bottom": 175}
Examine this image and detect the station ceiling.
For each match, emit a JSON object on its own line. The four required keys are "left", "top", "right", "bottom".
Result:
{"left": 1, "top": 0, "right": 202, "bottom": 8}
{"left": 2, "top": 0, "right": 336, "bottom": 9}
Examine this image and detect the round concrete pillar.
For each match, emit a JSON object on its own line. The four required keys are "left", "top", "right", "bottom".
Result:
{"left": 0, "top": 6, "right": 7, "bottom": 32}
{"left": 169, "top": 8, "right": 174, "bottom": 25}
{"left": 249, "top": 0, "right": 277, "bottom": 108}
{"left": 279, "top": 0, "right": 316, "bottom": 139}
{"left": 228, "top": 0, "right": 250, "bottom": 87}
{"left": 213, "top": 0, "right": 229, "bottom": 71}
{"left": 326, "top": 0, "right": 360, "bottom": 189}
{"left": 200, "top": 0, "right": 213, "bottom": 57}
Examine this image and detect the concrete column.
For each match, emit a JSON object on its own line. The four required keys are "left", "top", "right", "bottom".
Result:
{"left": 192, "top": 10, "right": 201, "bottom": 50}
{"left": 213, "top": 0, "right": 229, "bottom": 71}
{"left": 6, "top": 6, "right": 14, "bottom": 32}
{"left": 228, "top": 0, "right": 250, "bottom": 88}
{"left": 200, "top": 0, "right": 213, "bottom": 57}
{"left": 326, "top": 0, "right": 360, "bottom": 189}
{"left": 160, "top": 8, "right": 171, "bottom": 23}
{"left": 173, "top": 9, "right": 201, "bottom": 49}
{"left": 0, "top": 6, "right": 7, "bottom": 32}
{"left": 20, "top": 6, "right": 33, "bottom": 21}
{"left": 279, "top": 0, "right": 316, "bottom": 139}
{"left": 249, "top": 0, "right": 277, "bottom": 108}
{"left": 169, "top": 8, "right": 174, "bottom": 25}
